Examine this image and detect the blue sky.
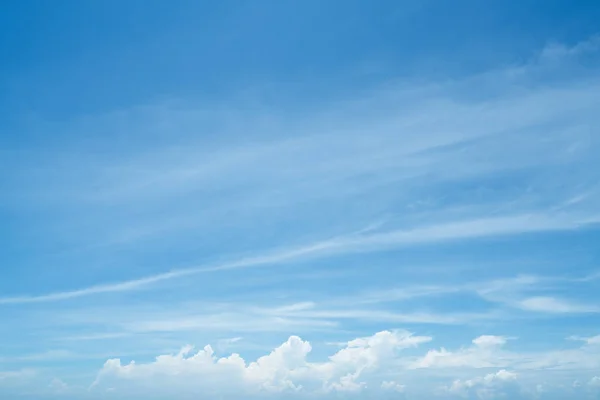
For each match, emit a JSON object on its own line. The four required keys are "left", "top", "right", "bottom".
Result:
{"left": 1, "top": 1, "right": 600, "bottom": 399}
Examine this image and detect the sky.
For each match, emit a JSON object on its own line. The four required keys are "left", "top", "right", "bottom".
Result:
{"left": 1, "top": 0, "right": 600, "bottom": 399}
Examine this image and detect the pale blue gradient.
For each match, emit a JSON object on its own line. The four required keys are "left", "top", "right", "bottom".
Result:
{"left": 1, "top": 1, "right": 600, "bottom": 399}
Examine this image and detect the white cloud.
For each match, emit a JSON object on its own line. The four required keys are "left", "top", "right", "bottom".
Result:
{"left": 472, "top": 336, "right": 508, "bottom": 348}
{"left": 413, "top": 335, "right": 508, "bottom": 369}
{"left": 517, "top": 297, "right": 598, "bottom": 314}
{"left": 381, "top": 380, "right": 405, "bottom": 391}
{"left": 586, "top": 335, "right": 600, "bottom": 345}
{"left": 567, "top": 335, "right": 600, "bottom": 345}
{"left": 92, "top": 330, "right": 429, "bottom": 396}
{"left": 49, "top": 378, "right": 68, "bottom": 392}
{"left": 0, "top": 213, "right": 595, "bottom": 306}
{"left": 474, "top": 276, "right": 600, "bottom": 315}
{"left": 447, "top": 370, "right": 519, "bottom": 399}
{"left": 49, "top": 328, "right": 599, "bottom": 398}
{"left": 0, "top": 369, "right": 35, "bottom": 380}
{"left": 0, "top": 369, "right": 36, "bottom": 386}
{"left": 413, "top": 332, "right": 600, "bottom": 374}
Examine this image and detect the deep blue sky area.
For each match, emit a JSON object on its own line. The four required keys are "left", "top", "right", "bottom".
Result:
{"left": 2, "top": 0, "right": 599, "bottom": 119}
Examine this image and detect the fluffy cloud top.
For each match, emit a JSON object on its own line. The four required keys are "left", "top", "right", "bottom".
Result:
{"left": 84, "top": 329, "right": 600, "bottom": 399}
{"left": 93, "top": 330, "right": 429, "bottom": 397}
{"left": 446, "top": 370, "right": 520, "bottom": 399}
{"left": 413, "top": 335, "right": 508, "bottom": 369}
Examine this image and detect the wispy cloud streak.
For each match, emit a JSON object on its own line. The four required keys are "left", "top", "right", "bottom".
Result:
{"left": 0, "top": 213, "right": 595, "bottom": 305}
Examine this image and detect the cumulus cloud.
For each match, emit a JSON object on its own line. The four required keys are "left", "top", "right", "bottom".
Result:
{"left": 413, "top": 332, "right": 600, "bottom": 373}
{"left": 446, "top": 370, "right": 520, "bottom": 399}
{"left": 412, "top": 335, "right": 508, "bottom": 369}
{"left": 92, "top": 330, "right": 429, "bottom": 397}
{"left": 47, "top": 328, "right": 600, "bottom": 399}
